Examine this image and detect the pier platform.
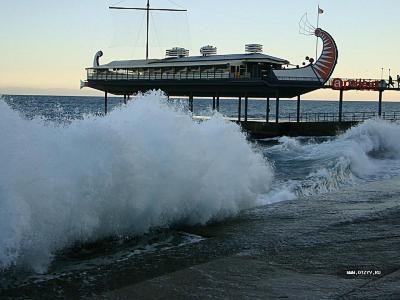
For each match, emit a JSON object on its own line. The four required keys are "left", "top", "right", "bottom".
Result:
{"left": 194, "top": 109, "right": 400, "bottom": 138}
{"left": 240, "top": 120, "right": 358, "bottom": 139}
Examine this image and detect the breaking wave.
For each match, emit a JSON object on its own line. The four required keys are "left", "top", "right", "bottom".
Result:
{"left": 1, "top": 91, "right": 400, "bottom": 274}
{"left": 262, "top": 119, "right": 400, "bottom": 201}
{"left": 0, "top": 92, "right": 273, "bottom": 272}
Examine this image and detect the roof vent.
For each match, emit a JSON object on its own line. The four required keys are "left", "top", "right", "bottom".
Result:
{"left": 200, "top": 45, "right": 217, "bottom": 56}
{"left": 245, "top": 44, "right": 263, "bottom": 54}
{"left": 166, "top": 47, "right": 189, "bottom": 58}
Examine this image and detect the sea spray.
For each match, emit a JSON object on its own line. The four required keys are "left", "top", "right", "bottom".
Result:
{"left": 340, "top": 119, "right": 400, "bottom": 159}
{"left": 2, "top": 93, "right": 400, "bottom": 273}
{"left": 0, "top": 92, "right": 273, "bottom": 272}
{"left": 263, "top": 119, "right": 400, "bottom": 199}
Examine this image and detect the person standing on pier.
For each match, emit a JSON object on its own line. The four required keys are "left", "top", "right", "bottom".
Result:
{"left": 388, "top": 75, "right": 394, "bottom": 88}
{"left": 397, "top": 75, "right": 400, "bottom": 88}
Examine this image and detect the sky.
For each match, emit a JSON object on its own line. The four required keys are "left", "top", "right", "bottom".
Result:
{"left": 0, "top": 0, "right": 399, "bottom": 100}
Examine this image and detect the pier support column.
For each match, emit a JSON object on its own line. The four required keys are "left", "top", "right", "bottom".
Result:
{"left": 104, "top": 92, "right": 108, "bottom": 115}
{"left": 266, "top": 97, "right": 270, "bottom": 123}
{"left": 189, "top": 94, "right": 194, "bottom": 113}
{"left": 297, "top": 95, "right": 301, "bottom": 123}
{"left": 216, "top": 94, "right": 220, "bottom": 112}
{"left": 339, "top": 89, "right": 343, "bottom": 122}
{"left": 275, "top": 93, "right": 280, "bottom": 123}
{"left": 238, "top": 96, "right": 242, "bottom": 122}
{"left": 244, "top": 94, "right": 248, "bottom": 122}
{"left": 123, "top": 95, "right": 127, "bottom": 105}
{"left": 378, "top": 90, "right": 383, "bottom": 117}
{"left": 212, "top": 96, "right": 216, "bottom": 111}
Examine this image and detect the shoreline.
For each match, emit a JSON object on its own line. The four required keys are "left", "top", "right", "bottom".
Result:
{"left": 100, "top": 177, "right": 400, "bottom": 299}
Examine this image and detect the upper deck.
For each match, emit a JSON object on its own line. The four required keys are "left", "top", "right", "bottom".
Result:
{"left": 89, "top": 52, "right": 289, "bottom": 69}
{"left": 85, "top": 52, "right": 320, "bottom": 83}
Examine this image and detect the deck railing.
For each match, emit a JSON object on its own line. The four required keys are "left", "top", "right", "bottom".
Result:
{"left": 286, "top": 111, "right": 400, "bottom": 122}
{"left": 88, "top": 70, "right": 234, "bottom": 81}
{"left": 87, "top": 69, "right": 319, "bottom": 83}
{"left": 274, "top": 76, "right": 320, "bottom": 82}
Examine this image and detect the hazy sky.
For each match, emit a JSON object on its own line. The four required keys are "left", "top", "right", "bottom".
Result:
{"left": 1, "top": 0, "right": 399, "bottom": 100}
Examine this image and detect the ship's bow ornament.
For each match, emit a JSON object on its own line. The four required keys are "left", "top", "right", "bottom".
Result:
{"left": 271, "top": 13, "right": 338, "bottom": 85}
{"left": 93, "top": 51, "right": 103, "bottom": 68}
{"left": 313, "top": 28, "right": 338, "bottom": 83}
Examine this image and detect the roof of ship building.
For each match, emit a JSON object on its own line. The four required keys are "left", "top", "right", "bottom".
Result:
{"left": 94, "top": 53, "right": 290, "bottom": 69}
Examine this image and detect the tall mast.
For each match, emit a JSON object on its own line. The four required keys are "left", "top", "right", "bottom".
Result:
{"left": 110, "top": 1, "right": 187, "bottom": 60}
{"left": 146, "top": 0, "right": 150, "bottom": 60}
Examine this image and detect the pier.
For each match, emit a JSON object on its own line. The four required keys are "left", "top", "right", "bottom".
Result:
{"left": 83, "top": 4, "right": 398, "bottom": 138}
{"left": 103, "top": 76, "right": 400, "bottom": 138}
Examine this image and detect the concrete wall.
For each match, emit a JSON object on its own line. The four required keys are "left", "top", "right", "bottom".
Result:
{"left": 240, "top": 121, "right": 358, "bottom": 139}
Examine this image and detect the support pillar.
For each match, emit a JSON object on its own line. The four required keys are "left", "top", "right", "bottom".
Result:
{"left": 123, "top": 95, "right": 127, "bottom": 105}
{"left": 189, "top": 94, "right": 194, "bottom": 113}
{"left": 244, "top": 94, "right": 248, "bottom": 122}
{"left": 339, "top": 89, "right": 343, "bottom": 122}
{"left": 297, "top": 95, "right": 301, "bottom": 123}
{"left": 238, "top": 96, "right": 242, "bottom": 122}
{"left": 104, "top": 91, "right": 108, "bottom": 115}
{"left": 275, "top": 93, "right": 280, "bottom": 123}
{"left": 216, "top": 94, "right": 220, "bottom": 112}
{"left": 266, "top": 97, "right": 270, "bottom": 123}
{"left": 212, "top": 96, "right": 216, "bottom": 110}
{"left": 378, "top": 90, "right": 383, "bottom": 117}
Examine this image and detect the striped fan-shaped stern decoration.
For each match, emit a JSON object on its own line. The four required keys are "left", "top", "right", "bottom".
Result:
{"left": 313, "top": 28, "right": 338, "bottom": 83}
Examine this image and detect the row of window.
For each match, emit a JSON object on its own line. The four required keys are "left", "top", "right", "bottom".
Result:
{"left": 87, "top": 67, "right": 255, "bottom": 80}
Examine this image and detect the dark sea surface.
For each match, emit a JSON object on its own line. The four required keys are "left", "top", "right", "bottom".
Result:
{"left": 3, "top": 94, "right": 400, "bottom": 122}
{"left": 1, "top": 93, "right": 400, "bottom": 298}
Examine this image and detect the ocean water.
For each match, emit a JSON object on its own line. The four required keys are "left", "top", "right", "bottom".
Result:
{"left": 3, "top": 94, "right": 400, "bottom": 122}
{"left": 1, "top": 92, "right": 400, "bottom": 298}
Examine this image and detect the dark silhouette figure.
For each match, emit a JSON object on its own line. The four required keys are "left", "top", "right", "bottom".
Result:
{"left": 397, "top": 75, "right": 400, "bottom": 88}
{"left": 388, "top": 75, "right": 394, "bottom": 88}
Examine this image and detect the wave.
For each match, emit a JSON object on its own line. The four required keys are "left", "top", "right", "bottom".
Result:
{"left": 2, "top": 91, "right": 400, "bottom": 274}
{"left": 263, "top": 119, "right": 400, "bottom": 199}
{"left": 0, "top": 91, "right": 273, "bottom": 272}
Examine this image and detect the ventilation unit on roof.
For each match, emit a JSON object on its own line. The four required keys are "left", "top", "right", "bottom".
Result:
{"left": 245, "top": 44, "right": 263, "bottom": 54}
{"left": 166, "top": 47, "right": 189, "bottom": 58}
{"left": 200, "top": 45, "right": 217, "bottom": 56}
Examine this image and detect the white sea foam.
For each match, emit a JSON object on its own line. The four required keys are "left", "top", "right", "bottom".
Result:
{"left": 0, "top": 91, "right": 273, "bottom": 272}
{"left": 264, "top": 119, "right": 400, "bottom": 198}
{"left": 2, "top": 92, "right": 400, "bottom": 273}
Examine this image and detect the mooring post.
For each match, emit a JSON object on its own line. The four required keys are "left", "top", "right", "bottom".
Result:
{"left": 244, "top": 94, "right": 248, "bottom": 122}
{"left": 238, "top": 96, "right": 242, "bottom": 122}
{"left": 212, "top": 96, "right": 216, "bottom": 111}
{"left": 339, "top": 89, "right": 343, "bottom": 122}
{"left": 378, "top": 90, "right": 383, "bottom": 117}
{"left": 216, "top": 94, "right": 220, "bottom": 112}
{"left": 123, "top": 95, "right": 127, "bottom": 105}
{"left": 275, "top": 93, "right": 280, "bottom": 123}
{"left": 266, "top": 97, "right": 270, "bottom": 123}
{"left": 104, "top": 91, "right": 108, "bottom": 115}
{"left": 297, "top": 95, "right": 301, "bottom": 123}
